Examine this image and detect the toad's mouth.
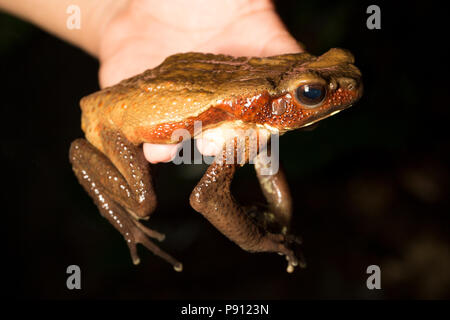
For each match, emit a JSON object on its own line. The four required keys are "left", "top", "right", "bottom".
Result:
{"left": 299, "top": 108, "right": 346, "bottom": 129}
{"left": 283, "top": 102, "right": 353, "bottom": 132}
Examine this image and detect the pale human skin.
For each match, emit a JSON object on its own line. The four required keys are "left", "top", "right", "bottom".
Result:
{"left": 0, "top": 0, "right": 302, "bottom": 163}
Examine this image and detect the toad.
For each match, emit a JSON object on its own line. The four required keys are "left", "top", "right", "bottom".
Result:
{"left": 70, "top": 48, "right": 362, "bottom": 272}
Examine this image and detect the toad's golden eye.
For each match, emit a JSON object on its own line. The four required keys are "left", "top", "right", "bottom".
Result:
{"left": 295, "top": 84, "right": 326, "bottom": 108}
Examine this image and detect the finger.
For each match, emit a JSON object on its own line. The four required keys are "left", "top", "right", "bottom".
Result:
{"left": 257, "top": 11, "right": 304, "bottom": 56}
{"left": 195, "top": 138, "right": 223, "bottom": 157}
{"left": 143, "top": 143, "right": 180, "bottom": 163}
{"left": 261, "top": 32, "right": 304, "bottom": 56}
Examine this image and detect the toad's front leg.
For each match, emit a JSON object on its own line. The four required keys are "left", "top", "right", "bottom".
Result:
{"left": 69, "top": 129, "right": 182, "bottom": 271}
{"left": 190, "top": 153, "right": 304, "bottom": 272}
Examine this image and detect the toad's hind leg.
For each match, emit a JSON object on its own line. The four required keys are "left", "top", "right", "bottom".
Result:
{"left": 253, "top": 154, "right": 293, "bottom": 234}
{"left": 190, "top": 152, "right": 304, "bottom": 272}
{"left": 69, "top": 132, "right": 182, "bottom": 271}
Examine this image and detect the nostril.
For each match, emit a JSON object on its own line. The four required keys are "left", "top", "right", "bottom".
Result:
{"left": 338, "top": 78, "right": 358, "bottom": 91}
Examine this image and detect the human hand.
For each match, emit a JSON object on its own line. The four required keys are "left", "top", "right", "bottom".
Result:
{"left": 98, "top": 0, "right": 303, "bottom": 163}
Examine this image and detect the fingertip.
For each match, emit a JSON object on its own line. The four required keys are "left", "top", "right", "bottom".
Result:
{"left": 261, "top": 33, "right": 304, "bottom": 56}
{"left": 195, "top": 138, "right": 222, "bottom": 157}
{"left": 143, "top": 143, "right": 180, "bottom": 163}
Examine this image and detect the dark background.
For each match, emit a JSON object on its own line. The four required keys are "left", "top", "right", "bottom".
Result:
{"left": 1, "top": 1, "right": 449, "bottom": 299}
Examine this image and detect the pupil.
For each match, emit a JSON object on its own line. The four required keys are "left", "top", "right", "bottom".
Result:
{"left": 295, "top": 83, "right": 326, "bottom": 107}
{"left": 303, "top": 85, "right": 322, "bottom": 99}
